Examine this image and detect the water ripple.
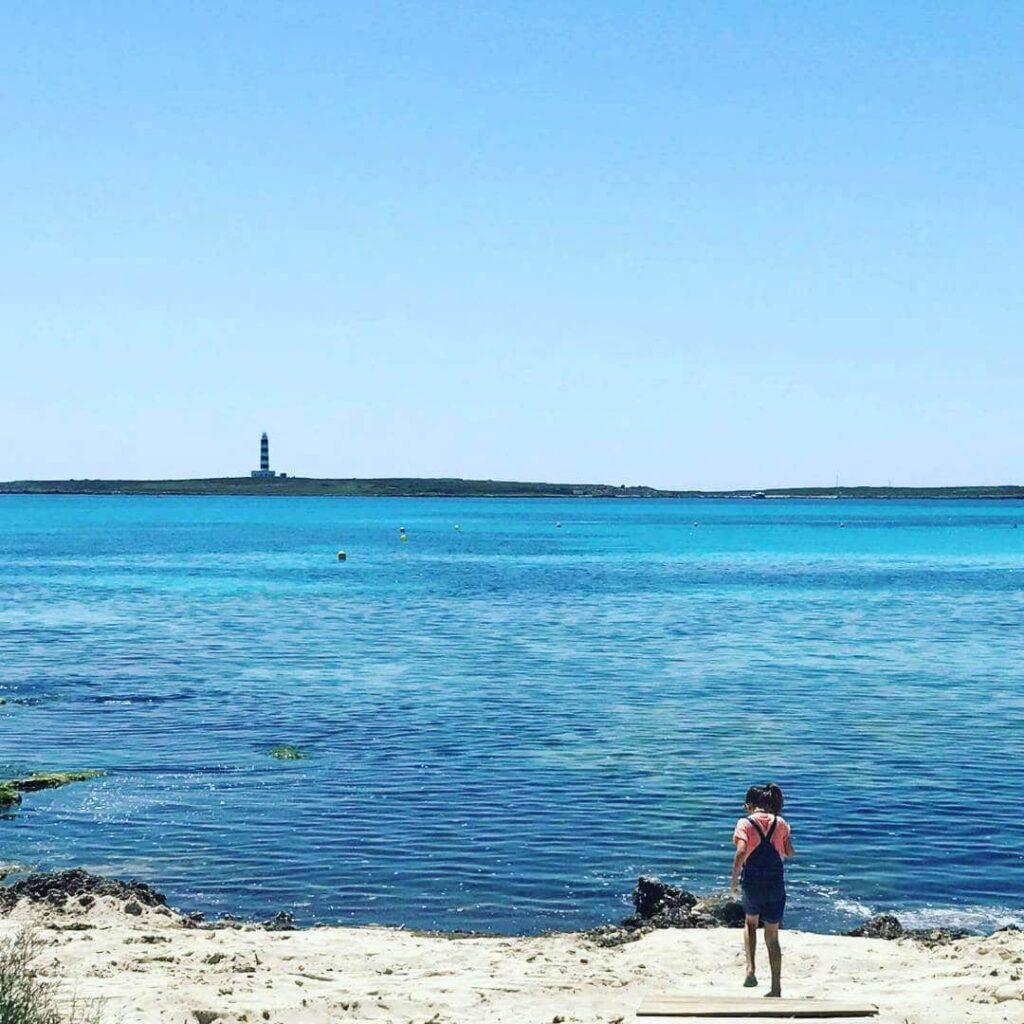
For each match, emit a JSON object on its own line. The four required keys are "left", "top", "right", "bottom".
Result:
{"left": 1, "top": 496, "right": 1023, "bottom": 933}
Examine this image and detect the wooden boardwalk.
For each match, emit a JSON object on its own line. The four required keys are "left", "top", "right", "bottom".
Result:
{"left": 636, "top": 994, "right": 879, "bottom": 1020}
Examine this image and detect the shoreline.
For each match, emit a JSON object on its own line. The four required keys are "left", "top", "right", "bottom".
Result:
{"left": 1, "top": 869, "right": 1006, "bottom": 945}
{"left": 2, "top": 877, "right": 1021, "bottom": 1024}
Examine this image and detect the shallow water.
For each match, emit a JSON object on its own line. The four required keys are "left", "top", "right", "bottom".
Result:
{"left": 2, "top": 496, "right": 1023, "bottom": 933}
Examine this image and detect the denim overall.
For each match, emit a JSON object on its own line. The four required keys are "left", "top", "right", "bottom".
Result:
{"left": 740, "top": 814, "right": 786, "bottom": 924}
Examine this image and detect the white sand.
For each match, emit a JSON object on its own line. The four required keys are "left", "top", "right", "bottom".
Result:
{"left": 2, "top": 898, "right": 1022, "bottom": 1024}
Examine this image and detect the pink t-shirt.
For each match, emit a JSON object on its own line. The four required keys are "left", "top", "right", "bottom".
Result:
{"left": 733, "top": 812, "right": 790, "bottom": 860}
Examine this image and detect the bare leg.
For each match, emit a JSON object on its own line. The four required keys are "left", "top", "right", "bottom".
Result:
{"left": 763, "top": 922, "right": 782, "bottom": 997}
{"left": 743, "top": 915, "right": 758, "bottom": 986}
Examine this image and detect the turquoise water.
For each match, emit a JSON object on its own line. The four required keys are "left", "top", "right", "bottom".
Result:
{"left": 2, "top": 496, "right": 1023, "bottom": 934}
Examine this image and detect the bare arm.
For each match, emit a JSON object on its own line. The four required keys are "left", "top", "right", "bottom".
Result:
{"left": 730, "top": 840, "right": 747, "bottom": 894}
{"left": 784, "top": 836, "right": 795, "bottom": 858}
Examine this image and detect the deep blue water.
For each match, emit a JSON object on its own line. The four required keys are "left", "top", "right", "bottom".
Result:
{"left": 2, "top": 495, "right": 1023, "bottom": 934}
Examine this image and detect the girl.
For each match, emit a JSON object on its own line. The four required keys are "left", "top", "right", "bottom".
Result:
{"left": 730, "top": 783, "right": 795, "bottom": 997}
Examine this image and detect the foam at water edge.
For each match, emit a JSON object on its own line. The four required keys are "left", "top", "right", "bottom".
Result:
{"left": 832, "top": 897, "right": 874, "bottom": 920}
{"left": 891, "top": 905, "right": 1024, "bottom": 933}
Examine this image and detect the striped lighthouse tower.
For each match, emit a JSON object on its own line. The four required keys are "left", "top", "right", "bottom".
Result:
{"left": 251, "top": 432, "right": 279, "bottom": 478}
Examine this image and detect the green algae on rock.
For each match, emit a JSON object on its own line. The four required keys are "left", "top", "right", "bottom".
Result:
{"left": 0, "top": 770, "right": 105, "bottom": 809}
{"left": 268, "top": 745, "right": 307, "bottom": 760}
{"left": 15, "top": 770, "right": 105, "bottom": 792}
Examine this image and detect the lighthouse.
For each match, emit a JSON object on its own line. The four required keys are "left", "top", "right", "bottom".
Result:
{"left": 250, "top": 432, "right": 281, "bottom": 478}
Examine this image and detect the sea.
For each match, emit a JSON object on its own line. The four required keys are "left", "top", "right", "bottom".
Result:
{"left": 2, "top": 495, "right": 1023, "bottom": 935}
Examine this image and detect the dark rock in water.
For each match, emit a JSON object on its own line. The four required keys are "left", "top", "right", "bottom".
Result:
{"left": 0, "top": 783, "right": 21, "bottom": 809}
{"left": 996, "top": 924, "right": 1022, "bottom": 933}
{"left": 0, "top": 869, "right": 167, "bottom": 913}
{"left": 263, "top": 910, "right": 296, "bottom": 931}
{"left": 632, "top": 876, "right": 698, "bottom": 919}
{"left": 848, "top": 914, "right": 905, "bottom": 940}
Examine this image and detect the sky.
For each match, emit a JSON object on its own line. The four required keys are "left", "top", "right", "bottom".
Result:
{"left": 2, "top": 2, "right": 1022, "bottom": 489}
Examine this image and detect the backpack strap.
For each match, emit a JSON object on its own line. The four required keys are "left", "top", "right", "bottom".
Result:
{"left": 764, "top": 816, "right": 778, "bottom": 842}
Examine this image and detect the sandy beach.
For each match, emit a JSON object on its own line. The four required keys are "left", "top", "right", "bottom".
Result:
{"left": 3, "top": 893, "right": 1022, "bottom": 1024}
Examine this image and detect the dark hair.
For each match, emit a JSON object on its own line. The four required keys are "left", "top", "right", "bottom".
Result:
{"left": 745, "top": 782, "right": 784, "bottom": 814}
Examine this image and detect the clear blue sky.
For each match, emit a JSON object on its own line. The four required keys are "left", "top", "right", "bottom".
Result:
{"left": 3, "top": 2, "right": 1022, "bottom": 488}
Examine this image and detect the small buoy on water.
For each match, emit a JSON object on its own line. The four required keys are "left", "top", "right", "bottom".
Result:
{"left": 693, "top": 521, "right": 699, "bottom": 528}
{"left": 839, "top": 522, "right": 847, "bottom": 528}
{"left": 454, "top": 524, "right": 461, "bottom": 531}
{"left": 555, "top": 522, "right": 562, "bottom": 528}
{"left": 337, "top": 550, "right": 347, "bottom": 561}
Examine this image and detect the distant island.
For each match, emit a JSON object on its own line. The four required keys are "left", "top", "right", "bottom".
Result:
{"left": 1, "top": 477, "right": 1023, "bottom": 499}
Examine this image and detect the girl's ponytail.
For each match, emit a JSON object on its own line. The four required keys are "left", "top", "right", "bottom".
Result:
{"left": 744, "top": 782, "right": 785, "bottom": 813}
{"left": 763, "top": 782, "right": 784, "bottom": 814}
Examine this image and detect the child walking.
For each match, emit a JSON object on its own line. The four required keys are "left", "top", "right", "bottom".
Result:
{"left": 730, "top": 783, "right": 795, "bottom": 997}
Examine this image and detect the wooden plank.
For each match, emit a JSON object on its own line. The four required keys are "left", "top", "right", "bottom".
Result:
{"left": 637, "top": 995, "right": 878, "bottom": 1018}
{"left": 638, "top": 1018, "right": 880, "bottom": 1024}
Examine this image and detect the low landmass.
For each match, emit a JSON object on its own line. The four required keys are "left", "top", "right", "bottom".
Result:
{"left": 1, "top": 477, "right": 1023, "bottom": 499}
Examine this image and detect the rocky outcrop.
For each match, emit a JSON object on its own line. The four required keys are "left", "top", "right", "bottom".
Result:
{"left": 848, "top": 914, "right": 905, "bottom": 940}
{"left": 632, "top": 875, "right": 697, "bottom": 918}
{"left": 262, "top": 910, "right": 296, "bottom": 931}
{"left": 585, "top": 876, "right": 745, "bottom": 947}
{"left": 847, "top": 913, "right": 973, "bottom": 946}
{"left": 0, "top": 869, "right": 167, "bottom": 913}
{"left": 691, "top": 892, "right": 747, "bottom": 928}
{"left": 910, "top": 926, "right": 974, "bottom": 948}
